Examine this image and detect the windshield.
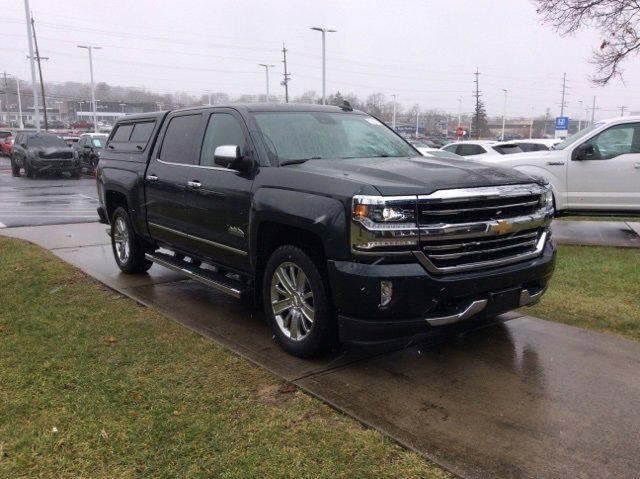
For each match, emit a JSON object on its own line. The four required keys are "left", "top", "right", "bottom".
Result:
{"left": 27, "top": 134, "right": 67, "bottom": 148}
{"left": 554, "top": 123, "right": 602, "bottom": 150}
{"left": 252, "top": 111, "right": 416, "bottom": 162}
{"left": 92, "top": 136, "right": 107, "bottom": 147}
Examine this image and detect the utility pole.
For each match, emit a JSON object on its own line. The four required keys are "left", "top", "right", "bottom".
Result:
{"left": 473, "top": 68, "right": 481, "bottom": 139}
{"left": 2, "top": 73, "right": 9, "bottom": 121}
{"left": 560, "top": 72, "right": 567, "bottom": 117}
{"left": 15, "top": 76, "right": 24, "bottom": 129}
{"left": 501, "top": 89, "right": 508, "bottom": 141}
{"left": 206, "top": 90, "right": 211, "bottom": 106}
{"left": 591, "top": 96, "right": 596, "bottom": 124}
{"left": 415, "top": 110, "right": 419, "bottom": 138}
{"left": 281, "top": 43, "right": 291, "bottom": 103}
{"left": 619, "top": 105, "right": 626, "bottom": 116}
{"left": 30, "top": 14, "right": 49, "bottom": 130}
{"left": 258, "top": 64, "right": 274, "bottom": 101}
{"left": 310, "top": 27, "right": 336, "bottom": 105}
{"left": 457, "top": 97, "right": 462, "bottom": 127}
{"left": 529, "top": 107, "right": 534, "bottom": 139}
{"left": 77, "top": 45, "right": 101, "bottom": 133}
{"left": 23, "top": 0, "right": 40, "bottom": 131}
{"left": 391, "top": 94, "right": 397, "bottom": 129}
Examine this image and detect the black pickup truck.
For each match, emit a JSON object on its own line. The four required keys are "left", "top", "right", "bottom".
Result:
{"left": 96, "top": 103, "right": 556, "bottom": 357}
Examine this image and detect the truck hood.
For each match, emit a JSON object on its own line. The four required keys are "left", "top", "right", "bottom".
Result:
{"left": 293, "top": 156, "right": 539, "bottom": 195}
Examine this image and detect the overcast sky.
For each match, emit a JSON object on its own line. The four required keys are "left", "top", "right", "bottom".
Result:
{"left": 2, "top": 0, "right": 639, "bottom": 119}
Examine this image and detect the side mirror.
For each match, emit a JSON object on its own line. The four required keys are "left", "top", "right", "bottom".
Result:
{"left": 214, "top": 145, "right": 250, "bottom": 171}
{"left": 573, "top": 143, "right": 594, "bottom": 161}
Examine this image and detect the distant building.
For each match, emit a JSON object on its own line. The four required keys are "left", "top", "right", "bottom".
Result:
{"left": 67, "top": 100, "right": 158, "bottom": 123}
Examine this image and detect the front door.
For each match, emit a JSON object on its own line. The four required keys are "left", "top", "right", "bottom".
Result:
{"left": 145, "top": 112, "right": 204, "bottom": 249}
{"left": 182, "top": 109, "right": 255, "bottom": 271}
{"left": 568, "top": 122, "right": 640, "bottom": 211}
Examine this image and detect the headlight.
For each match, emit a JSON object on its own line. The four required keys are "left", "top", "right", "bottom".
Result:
{"left": 351, "top": 195, "right": 419, "bottom": 252}
{"left": 540, "top": 187, "right": 554, "bottom": 209}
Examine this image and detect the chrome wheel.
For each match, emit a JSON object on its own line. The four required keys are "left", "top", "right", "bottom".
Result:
{"left": 270, "top": 262, "right": 315, "bottom": 341}
{"left": 113, "top": 216, "right": 130, "bottom": 264}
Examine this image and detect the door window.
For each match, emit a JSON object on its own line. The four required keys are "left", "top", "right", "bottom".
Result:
{"left": 200, "top": 113, "right": 246, "bottom": 167}
{"left": 586, "top": 123, "right": 640, "bottom": 160}
{"left": 457, "top": 144, "right": 485, "bottom": 156}
{"left": 112, "top": 124, "right": 134, "bottom": 142}
{"left": 129, "top": 121, "right": 155, "bottom": 146}
{"left": 442, "top": 144, "right": 458, "bottom": 154}
{"left": 159, "top": 114, "right": 202, "bottom": 164}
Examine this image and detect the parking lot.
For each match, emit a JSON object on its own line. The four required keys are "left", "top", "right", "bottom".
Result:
{"left": 0, "top": 157, "right": 98, "bottom": 228}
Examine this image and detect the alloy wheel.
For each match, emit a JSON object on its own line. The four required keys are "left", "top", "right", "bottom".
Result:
{"left": 113, "top": 216, "right": 130, "bottom": 264}
{"left": 270, "top": 261, "right": 315, "bottom": 341}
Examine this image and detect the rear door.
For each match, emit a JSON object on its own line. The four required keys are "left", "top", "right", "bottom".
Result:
{"left": 145, "top": 112, "right": 204, "bottom": 249}
{"left": 567, "top": 122, "right": 640, "bottom": 211}
{"left": 182, "top": 108, "right": 254, "bottom": 270}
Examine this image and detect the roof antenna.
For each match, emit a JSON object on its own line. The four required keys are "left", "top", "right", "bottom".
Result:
{"left": 341, "top": 100, "right": 353, "bottom": 112}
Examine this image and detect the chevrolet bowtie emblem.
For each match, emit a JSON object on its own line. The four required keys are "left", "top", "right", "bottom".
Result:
{"left": 490, "top": 220, "right": 512, "bottom": 235}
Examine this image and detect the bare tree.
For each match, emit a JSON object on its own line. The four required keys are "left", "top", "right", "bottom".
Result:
{"left": 534, "top": 0, "right": 640, "bottom": 85}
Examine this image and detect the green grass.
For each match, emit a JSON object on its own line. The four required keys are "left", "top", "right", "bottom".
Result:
{"left": 526, "top": 245, "right": 640, "bottom": 341}
{"left": 556, "top": 215, "right": 640, "bottom": 222}
{"left": 0, "top": 237, "right": 450, "bottom": 479}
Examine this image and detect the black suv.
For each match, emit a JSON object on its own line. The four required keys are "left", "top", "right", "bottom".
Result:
{"left": 96, "top": 104, "right": 556, "bottom": 357}
{"left": 11, "top": 131, "right": 81, "bottom": 178}
{"left": 75, "top": 133, "right": 108, "bottom": 174}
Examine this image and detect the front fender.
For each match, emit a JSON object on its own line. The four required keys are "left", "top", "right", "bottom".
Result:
{"left": 250, "top": 187, "right": 348, "bottom": 262}
{"left": 510, "top": 164, "right": 566, "bottom": 211}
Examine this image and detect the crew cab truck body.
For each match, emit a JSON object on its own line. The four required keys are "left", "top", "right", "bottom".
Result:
{"left": 479, "top": 116, "right": 640, "bottom": 214}
{"left": 97, "top": 104, "right": 556, "bottom": 358}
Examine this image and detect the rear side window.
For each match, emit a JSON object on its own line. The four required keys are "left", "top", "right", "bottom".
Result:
{"left": 159, "top": 114, "right": 201, "bottom": 164}
{"left": 112, "top": 124, "right": 134, "bottom": 142}
{"left": 130, "top": 122, "right": 155, "bottom": 144}
{"left": 442, "top": 145, "right": 458, "bottom": 153}
{"left": 492, "top": 144, "right": 523, "bottom": 155}
{"left": 458, "top": 144, "right": 485, "bottom": 156}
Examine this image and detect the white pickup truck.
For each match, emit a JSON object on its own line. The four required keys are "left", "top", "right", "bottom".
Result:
{"left": 480, "top": 116, "right": 640, "bottom": 214}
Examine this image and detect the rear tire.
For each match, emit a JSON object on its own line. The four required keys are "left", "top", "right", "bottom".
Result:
{"left": 71, "top": 168, "right": 82, "bottom": 179}
{"left": 263, "top": 245, "right": 336, "bottom": 358}
{"left": 110, "top": 206, "right": 153, "bottom": 274}
{"left": 10, "top": 159, "right": 20, "bottom": 177}
{"left": 25, "top": 163, "right": 35, "bottom": 178}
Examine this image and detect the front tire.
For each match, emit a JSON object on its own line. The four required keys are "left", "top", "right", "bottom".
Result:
{"left": 263, "top": 245, "right": 336, "bottom": 358}
{"left": 10, "top": 158, "right": 20, "bottom": 177}
{"left": 110, "top": 207, "right": 153, "bottom": 274}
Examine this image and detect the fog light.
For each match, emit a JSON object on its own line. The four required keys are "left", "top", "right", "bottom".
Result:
{"left": 380, "top": 280, "right": 393, "bottom": 307}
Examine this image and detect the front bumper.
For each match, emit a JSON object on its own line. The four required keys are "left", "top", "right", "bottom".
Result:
{"left": 327, "top": 240, "right": 556, "bottom": 344}
{"left": 30, "top": 159, "right": 79, "bottom": 172}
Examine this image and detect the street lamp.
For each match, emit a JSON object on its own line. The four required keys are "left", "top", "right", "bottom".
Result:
{"left": 391, "top": 94, "right": 397, "bottom": 129}
{"left": 119, "top": 103, "right": 127, "bottom": 115}
{"left": 77, "top": 45, "right": 102, "bottom": 132}
{"left": 258, "top": 64, "right": 275, "bottom": 101}
{"left": 310, "top": 26, "right": 337, "bottom": 105}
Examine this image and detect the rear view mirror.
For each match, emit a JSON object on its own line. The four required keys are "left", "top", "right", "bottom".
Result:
{"left": 214, "top": 145, "right": 249, "bottom": 171}
{"left": 573, "top": 143, "right": 595, "bottom": 161}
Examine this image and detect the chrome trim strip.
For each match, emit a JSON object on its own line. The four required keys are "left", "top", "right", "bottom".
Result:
{"left": 519, "top": 287, "right": 546, "bottom": 306}
{"left": 425, "top": 299, "right": 488, "bottom": 326}
{"left": 424, "top": 199, "right": 539, "bottom": 215}
{"left": 422, "top": 231, "right": 538, "bottom": 251}
{"left": 148, "top": 222, "right": 248, "bottom": 256}
{"left": 156, "top": 158, "right": 235, "bottom": 172}
{"left": 417, "top": 183, "right": 546, "bottom": 203}
{"left": 414, "top": 231, "right": 548, "bottom": 274}
{"left": 145, "top": 253, "right": 242, "bottom": 298}
{"left": 427, "top": 238, "right": 538, "bottom": 261}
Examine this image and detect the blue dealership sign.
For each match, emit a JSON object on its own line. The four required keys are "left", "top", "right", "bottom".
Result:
{"left": 555, "top": 116, "right": 569, "bottom": 130}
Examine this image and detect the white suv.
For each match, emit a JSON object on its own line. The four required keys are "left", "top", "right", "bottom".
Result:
{"left": 480, "top": 116, "right": 640, "bottom": 214}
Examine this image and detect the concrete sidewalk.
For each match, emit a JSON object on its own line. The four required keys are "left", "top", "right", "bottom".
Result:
{"left": 3, "top": 222, "right": 640, "bottom": 479}
{"left": 552, "top": 219, "right": 640, "bottom": 248}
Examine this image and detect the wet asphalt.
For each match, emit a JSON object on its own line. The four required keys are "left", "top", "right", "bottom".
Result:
{"left": 2, "top": 222, "right": 640, "bottom": 479}
{"left": 0, "top": 157, "right": 99, "bottom": 228}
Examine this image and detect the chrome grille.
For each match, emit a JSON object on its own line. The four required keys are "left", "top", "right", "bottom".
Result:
{"left": 415, "top": 184, "right": 552, "bottom": 273}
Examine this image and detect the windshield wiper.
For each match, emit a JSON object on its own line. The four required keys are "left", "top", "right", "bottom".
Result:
{"left": 279, "top": 157, "right": 321, "bottom": 166}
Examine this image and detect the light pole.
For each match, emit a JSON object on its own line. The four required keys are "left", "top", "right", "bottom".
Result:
{"left": 15, "top": 77, "right": 23, "bottom": 129}
{"left": 310, "top": 26, "right": 336, "bottom": 105}
{"left": 391, "top": 94, "right": 397, "bottom": 129}
{"left": 501, "top": 89, "right": 508, "bottom": 141}
{"left": 457, "top": 98, "right": 462, "bottom": 127}
{"left": 258, "top": 64, "right": 275, "bottom": 102}
{"left": 578, "top": 100, "right": 583, "bottom": 131}
{"left": 415, "top": 110, "right": 420, "bottom": 138}
{"left": 77, "top": 45, "right": 101, "bottom": 132}
{"left": 529, "top": 107, "right": 534, "bottom": 139}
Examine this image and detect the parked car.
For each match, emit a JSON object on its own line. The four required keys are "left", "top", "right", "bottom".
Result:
{"left": 509, "top": 139, "right": 562, "bottom": 152}
{"left": 421, "top": 149, "right": 467, "bottom": 160}
{"left": 10, "top": 131, "right": 81, "bottom": 178}
{"left": 0, "top": 130, "right": 14, "bottom": 156}
{"left": 75, "top": 132, "right": 108, "bottom": 173}
{"left": 480, "top": 116, "right": 640, "bottom": 214}
{"left": 97, "top": 104, "right": 555, "bottom": 358}
{"left": 442, "top": 140, "right": 524, "bottom": 158}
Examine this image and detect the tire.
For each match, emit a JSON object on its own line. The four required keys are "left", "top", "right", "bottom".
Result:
{"left": 25, "top": 163, "right": 36, "bottom": 178}
{"left": 10, "top": 158, "right": 20, "bottom": 177}
{"left": 71, "top": 168, "right": 82, "bottom": 179}
{"left": 263, "top": 245, "right": 336, "bottom": 358}
{"left": 110, "top": 206, "right": 153, "bottom": 274}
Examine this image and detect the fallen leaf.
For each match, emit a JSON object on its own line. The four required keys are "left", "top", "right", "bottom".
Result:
{"left": 100, "top": 429, "right": 109, "bottom": 440}
{"left": 51, "top": 427, "right": 58, "bottom": 434}
{"left": 131, "top": 392, "right": 143, "bottom": 401}
{"left": 278, "top": 384, "right": 297, "bottom": 395}
{"left": 172, "top": 410, "right": 180, "bottom": 416}
{"left": 104, "top": 336, "right": 118, "bottom": 345}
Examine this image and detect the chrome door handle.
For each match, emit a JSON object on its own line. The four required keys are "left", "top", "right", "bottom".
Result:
{"left": 146, "top": 174, "right": 158, "bottom": 181}
{"left": 187, "top": 180, "right": 202, "bottom": 189}
{"left": 546, "top": 161, "right": 565, "bottom": 166}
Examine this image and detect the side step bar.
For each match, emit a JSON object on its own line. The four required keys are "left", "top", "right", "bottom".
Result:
{"left": 145, "top": 252, "right": 244, "bottom": 299}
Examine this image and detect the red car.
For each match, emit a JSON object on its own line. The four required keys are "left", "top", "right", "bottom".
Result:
{"left": 0, "top": 131, "right": 14, "bottom": 156}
